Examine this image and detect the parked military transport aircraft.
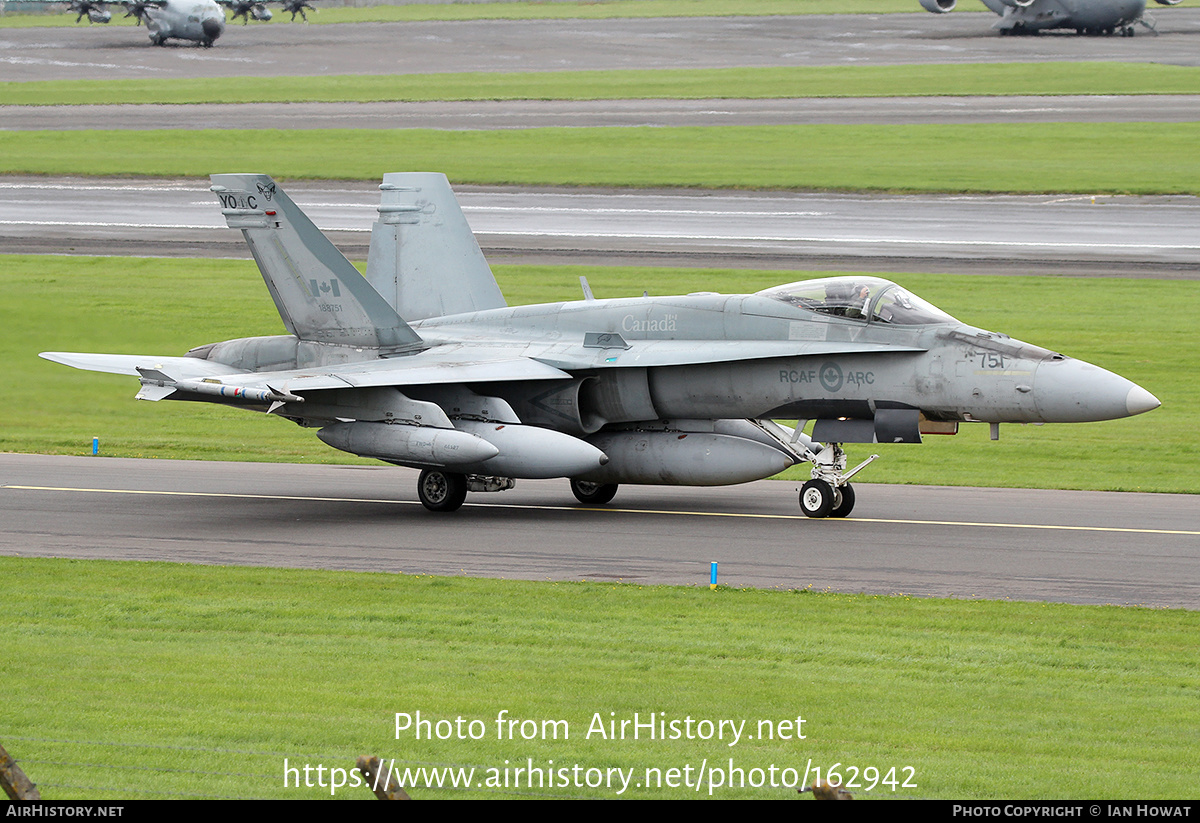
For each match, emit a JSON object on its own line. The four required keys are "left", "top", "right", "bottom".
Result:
{"left": 219, "top": 0, "right": 314, "bottom": 24}
{"left": 55, "top": 0, "right": 313, "bottom": 45}
{"left": 41, "top": 174, "right": 1160, "bottom": 516}
{"left": 919, "top": 0, "right": 1179, "bottom": 35}
{"left": 60, "top": 0, "right": 225, "bottom": 45}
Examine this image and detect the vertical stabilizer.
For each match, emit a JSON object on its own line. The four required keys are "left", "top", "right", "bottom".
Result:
{"left": 211, "top": 173, "right": 422, "bottom": 350}
{"left": 365, "top": 172, "right": 507, "bottom": 321}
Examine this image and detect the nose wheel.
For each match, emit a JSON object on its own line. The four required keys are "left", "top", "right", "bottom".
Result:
{"left": 795, "top": 441, "right": 875, "bottom": 519}
{"left": 799, "top": 480, "right": 855, "bottom": 518}
{"left": 830, "top": 483, "right": 855, "bottom": 518}
{"left": 800, "top": 480, "right": 834, "bottom": 518}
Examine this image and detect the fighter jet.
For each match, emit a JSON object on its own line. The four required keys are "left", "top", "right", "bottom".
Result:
{"left": 40, "top": 174, "right": 1160, "bottom": 517}
{"left": 63, "top": 0, "right": 226, "bottom": 46}
{"left": 919, "top": 0, "right": 1180, "bottom": 36}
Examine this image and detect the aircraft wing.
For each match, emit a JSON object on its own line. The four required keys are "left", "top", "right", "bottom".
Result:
{"left": 41, "top": 347, "right": 572, "bottom": 397}
{"left": 531, "top": 339, "right": 927, "bottom": 371}
{"left": 40, "top": 352, "right": 247, "bottom": 379}
{"left": 43, "top": 339, "right": 921, "bottom": 396}
{"left": 247, "top": 348, "right": 572, "bottom": 392}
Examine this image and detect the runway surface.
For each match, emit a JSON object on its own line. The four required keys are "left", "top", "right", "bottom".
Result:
{"left": 3, "top": 454, "right": 1197, "bottom": 609}
{"left": 2, "top": 176, "right": 1196, "bottom": 274}
{"left": 3, "top": 12, "right": 1200, "bottom": 82}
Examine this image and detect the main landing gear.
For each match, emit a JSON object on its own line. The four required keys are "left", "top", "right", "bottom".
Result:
{"left": 1074, "top": 25, "right": 1136, "bottom": 36}
{"left": 417, "top": 469, "right": 467, "bottom": 512}
{"left": 570, "top": 478, "right": 619, "bottom": 505}
{"left": 416, "top": 470, "right": 516, "bottom": 512}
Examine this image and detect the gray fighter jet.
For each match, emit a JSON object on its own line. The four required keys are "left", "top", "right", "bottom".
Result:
{"left": 41, "top": 174, "right": 1160, "bottom": 517}
{"left": 919, "top": 0, "right": 1180, "bottom": 35}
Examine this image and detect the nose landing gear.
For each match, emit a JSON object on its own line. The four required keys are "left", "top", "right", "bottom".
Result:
{"left": 797, "top": 441, "right": 876, "bottom": 519}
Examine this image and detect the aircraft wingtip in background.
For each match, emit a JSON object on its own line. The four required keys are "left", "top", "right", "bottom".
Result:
{"left": 41, "top": 172, "right": 1160, "bottom": 517}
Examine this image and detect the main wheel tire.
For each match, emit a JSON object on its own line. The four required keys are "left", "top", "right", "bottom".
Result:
{"left": 570, "top": 479, "right": 618, "bottom": 505}
{"left": 417, "top": 469, "right": 467, "bottom": 512}
{"left": 799, "top": 479, "right": 835, "bottom": 518}
{"left": 829, "top": 483, "right": 856, "bottom": 518}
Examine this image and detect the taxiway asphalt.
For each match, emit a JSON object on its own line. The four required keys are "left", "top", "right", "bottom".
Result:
{"left": 2, "top": 11, "right": 1200, "bottom": 82}
{"left": 3, "top": 453, "right": 1197, "bottom": 609}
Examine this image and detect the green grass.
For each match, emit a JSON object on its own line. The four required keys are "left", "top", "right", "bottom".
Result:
{"left": 3, "top": 256, "right": 1193, "bottom": 493}
{"left": 1, "top": 557, "right": 1196, "bottom": 800}
{"left": 5, "top": 63, "right": 1199, "bottom": 105}
{"left": 4, "top": 123, "right": 1199, "bottom": 194}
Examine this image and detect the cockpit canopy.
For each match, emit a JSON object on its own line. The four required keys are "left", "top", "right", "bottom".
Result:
{"left": 757, "top": 276, "right": 958, "bottom": 326}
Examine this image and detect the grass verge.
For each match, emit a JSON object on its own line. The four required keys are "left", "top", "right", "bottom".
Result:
{"left": 3, "top": 124, "right": 1199, "bottom": 194}
{"left": 3, "top": 256, "right": 1192, "bottom": 493}
{"left": 1, "top": 557, "right": 1196, "bottom": 799}
{"left": 5, "top": 63, "right": 1199, "bottom": 105}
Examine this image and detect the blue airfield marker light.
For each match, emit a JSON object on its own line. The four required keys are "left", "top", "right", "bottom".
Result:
{"left": 710, "top": 561, "right": 718, "bottom": 590}
{"left": 92, "top": 437, "right": 99, "bottom": 456}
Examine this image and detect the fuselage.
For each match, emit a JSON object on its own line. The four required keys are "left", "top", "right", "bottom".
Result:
{"left": 193, "top": 276, "right": 1158, "bottom": 436}
{"left": 980, "top": 0, "right": 1146, "bottom": 31}
{"left": 411, "top": 281, "right": 1152, "bottom": 428}
{"left": 143, "top": 0, "right": 225, "bottom": 45}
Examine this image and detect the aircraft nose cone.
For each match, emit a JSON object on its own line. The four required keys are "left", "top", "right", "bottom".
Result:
{"left": 203, "top": 18, "right": 223, "bottom": 40}
{"left": 1034, "top": 358, "right": 1158, "bottom": 423}
{"left": 1126, "top": 385, "right": 1161, "bottom": 417}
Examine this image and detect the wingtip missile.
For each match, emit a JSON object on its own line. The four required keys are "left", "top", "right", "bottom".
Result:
{"left": 135, "top": 367, "right": 304, "bottom": 405}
